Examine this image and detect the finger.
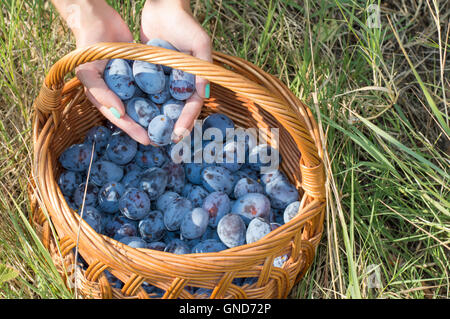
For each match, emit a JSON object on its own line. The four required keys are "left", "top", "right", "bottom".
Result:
{"left": 191, "top": 33, "right": 212, "bottom": 99}
{"left": 172, "top": 92, "right": 203, "bottom": 143}
{"left": 76, "top": 64, "right": 126, "bottom": 118}
{"left": 77, "top": 65, "right": 151, "bottom": 145}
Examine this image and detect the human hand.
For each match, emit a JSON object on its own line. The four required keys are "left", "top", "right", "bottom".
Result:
{"left": 55, "top": 0, "right": 152, "bottom": 145}
{"left": 140, "top": 0, "right": 212, "bottom": 142}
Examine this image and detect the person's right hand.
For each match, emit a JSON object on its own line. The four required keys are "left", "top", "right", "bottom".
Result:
{"left": 68, "top": 1, "right": 152, "bottom": 145}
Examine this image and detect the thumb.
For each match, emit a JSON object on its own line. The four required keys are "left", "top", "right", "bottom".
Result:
{"left": 191, "top": 33, "right": 212, "bottom": 99}
{"left": 76, "top": 63, "right": 126, "bottom": 119}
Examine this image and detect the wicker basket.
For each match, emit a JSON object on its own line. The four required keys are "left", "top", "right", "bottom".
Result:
{"left": 28, "top": 42, "right": 326, "bottom": 299}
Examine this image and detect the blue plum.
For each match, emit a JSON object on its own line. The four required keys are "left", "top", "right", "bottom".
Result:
{"left": 162, "top": 161, "right": 185, "bottom": 193}
{"left": 150, "top": 75, "right": 171, "bottom": 104}
{"left": 185, "top": 162, "right": 206, "bottom": 185}
{"left": 121, "top": 168, "right": 143, "bottom": 188}
{"left": 126, "top": 97, "right": 160, "bottom": 128}
{"left": 245, "top": 217, "right": 271, "bottom": 244}
{"left": 231, "top": 193, "right": 271, "bottom": 223}
{"left": 265, "top": 177, "right": 298, "bottom": 210}
{"left": 181, "top": 183, "right": 195, "bottom": 198}
{"left": 185, "top": 185, "right": 209, "bottom": 208}
{"left": 218, "top": 140, "right": 244, "bottom": 172}
{"left": 259, "top": 169, "right": 285, "bottom": 186}
{"left": 169, "top": 69, "right": 195, "bottom": 100}
{"left": 104, "top": 59, "right": 136, "bottom": 100}
{"left": 164, "top": 238, "right": 191, "bottom": 254}
{"left": 155, "top": 191, "right": 180, "bottom": 211}
{"left": 283, "top": 200, "right": 301, "bottom": 223}
{"left": 233, "top": 177, "right": 264, "bottom": 199}
{"left": 139, "top": 167, "right": 168, "bottom": 200}
{"left": 139, "top": 210, "right": 165, "bottom": 242}
{"left": 59, "top": 143, "right": 96, "bottom": 172}
{"left": 163, "top": 197, "right": 192, "bottom": 231}
{"left": 192, "top": 239, "right": 227, "bottom": 254}
{"left": 78, "top": 205, "right": 103, "bottom": 233}
{"left": 133, "top": 60, "right": 165, "bottom": 94}
{"left": 135, "top": 146, "right": 168, "bottom": 169}
{"left": 180, "top": 207, "right": 209, "bottom": 239}
{"left": 58, "top": 170, "right": 82, "bottom": 197}
{"left": 147, "top": 115, "right": 174, "bottom": 146}
{"left": 217, "top": 213, "right": 246, "bottom": 248}
{"left": 119, "top": 236, "right": 148, "bottom": 249}
{"left": 85, "top": 125, "right": 112, "bottom": 154}
{"left": 202, "top": 113, "right": 235, "bottom": 142}
{"left": 90, "top": 160, "right": 124, "bottom": 187}
{"left": 161, "top": 98, "right": 184, "bottom": 122}
{"left": 201, "top": 166, "right": 234, "bottom": 195}
{"left": 202, "top": 191, "right": 231, "bottom": 228}
{"left": 98, "top": 182, "right": 126, "bottom": 214}
{"left": 104, "top": 214, "right": 138, "bottom": 239}
{"left": 146, "top": 241, "right": 166, "bottom": 251}
{"left": 119, "top": 188, "right": 151, "bottom": 220}
{"left": 106, "top": 131, "right": 138, "bottom": 165}
{"left": 73, "top": 182, "right": 99, "bottom": 207}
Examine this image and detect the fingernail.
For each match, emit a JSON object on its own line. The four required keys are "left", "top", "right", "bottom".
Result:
{"left": 205, "top": 83, "right": 210, "bottom": 99}
{"left": 172, "top": 127, "right": 189, "bottom": 143}
{"left": 109, "top": 107, "right": 121, "bottom": 119}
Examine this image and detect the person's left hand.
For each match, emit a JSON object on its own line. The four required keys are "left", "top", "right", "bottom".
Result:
{"left": 140, "top": 0, "right": 212, "bottom": 143}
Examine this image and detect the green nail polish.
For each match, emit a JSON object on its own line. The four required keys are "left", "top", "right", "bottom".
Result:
{"left": 110, "top": 107, "right": 121, "bottom": 119}
{"left": 205, "top": 83, "right": 210, "bottom": 99}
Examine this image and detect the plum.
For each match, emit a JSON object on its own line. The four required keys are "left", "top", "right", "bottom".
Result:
{"left": 283, "top": 200, "right": 301, "bottom": 223}
{"left": 161, "top": 98, "right": 184, "bottom": 122}
{"left": 164, "top": 238, "right": 191, "bottom": 254}
{"left": 59, "top": 143, "right": 96, "bottom": 172}
{"left": 106, "top": 131, "right": 138, "bottom": 165}
{"left": 139, "top": 167, "right": 168, "bottom": 200}
{"left": 231, "top": 193, "right": 271, "bottom": 223}
{"left": 202, "top": 191, "right": 231, "bottom": 228}
{"left": 202, "top": 113, "right": 234, "bottom": 142}
{"left": 58, "top": 170, "right": 82, "bottom": 197}
{"left": 98, "top": 181, "right": 125, "bottom": 214}
{"left": 192, "top": 239, "right": 227, "bottom": 253}
{"left": 89, "top": 160, "right": 123, "bottom": 187}
{"left": 180, "top": 207, "right": 209, "bottom": 240}
{"left": 119, "top": 188, "right": 151, "bottom": 220}
{"left": 233, "top": 177, "right": 264, "bottom": 199}
{"left": 77, "top": 205, "right": 103, "bottom": 233}
{"left": 246, "top": 217, "right": 271, "bottom": 244}
{"left": 73, "top": 182, "right": 99, "bottom": 207}
{"left": 104, "top": 59, "right": 136, "bottom": 100}
{"left": 147, "top": 115, "right": 174, "bottom": 146}
{"left": 169, "top": 69, "right": 195, "bottom": 100}
{"left": 133, "top": 60, "right": 165, "bottom": 95}
{"left": 217, "top": 213, "right": 246, "bottom": 248}
{"left": 163, "top": 197, "right": 192, "bottom": 231}
{"left": 126, "top": 97, "right": 160, "bottom": 128}
{"left": 265, "top": 177, "right": 298, "bottom": 210}
{"left": 201, "top": 166, "right": 234, "bottom": 195}
{"left": 139, "top": 210, "right": 165, "bottom": 242}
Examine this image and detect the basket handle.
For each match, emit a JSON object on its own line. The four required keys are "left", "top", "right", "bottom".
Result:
{"left": 35, "top": 42, "right": 324, "bottom": 197}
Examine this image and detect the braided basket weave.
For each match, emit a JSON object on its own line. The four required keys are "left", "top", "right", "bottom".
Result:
{"left": 28, "top": 42, "right": 326, "bottom": 299}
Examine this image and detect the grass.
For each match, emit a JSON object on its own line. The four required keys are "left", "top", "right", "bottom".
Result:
{"left": 0, "top": 0, "right": 449, "bottom": 299}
